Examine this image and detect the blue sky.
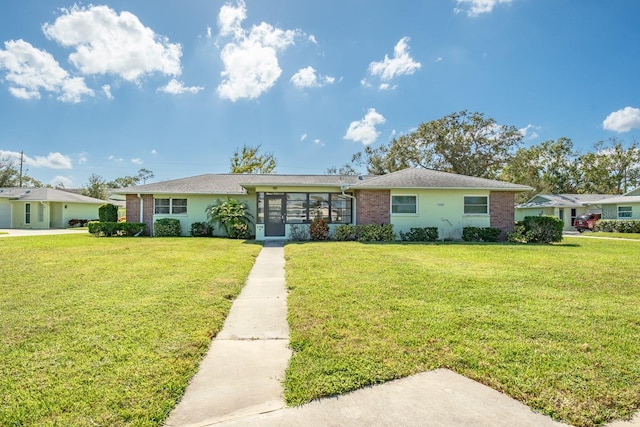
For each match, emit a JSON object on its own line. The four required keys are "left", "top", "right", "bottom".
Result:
{"left": 1, "top": 0, "right": 639, "bottom": 187}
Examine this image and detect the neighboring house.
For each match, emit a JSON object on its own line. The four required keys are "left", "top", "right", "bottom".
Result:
{"left": 116, "top": 168, "right": 531, "bottom": 241}
{"left": 599, "top": 187, "right": 640, "bottom": 220}
{"left": 515, "top": 194, "right": 616, "bottom": 230}
{"left": 0, "top": 188, "right": 105, "bottom": 229}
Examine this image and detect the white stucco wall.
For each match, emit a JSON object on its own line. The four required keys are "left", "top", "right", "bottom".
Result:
{"left": 390, "top": 189, "right": 491, "bottom": 240}
{"left": 151, "top": 194, "right": 255, "bottom": 237}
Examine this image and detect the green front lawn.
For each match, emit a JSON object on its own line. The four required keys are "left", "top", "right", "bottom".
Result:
{"left": 0, "top": 235, "right": 261, "bottom": 426}
{"left": 590, "top": 232, "right": 640, "bottom": 240}
{"left": 284, "top": 238, "right": 640, "bottom": 427}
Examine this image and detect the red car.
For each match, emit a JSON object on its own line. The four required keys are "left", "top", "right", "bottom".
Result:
{"left": 573, "top": 213, "right": 601, "bottom": 233}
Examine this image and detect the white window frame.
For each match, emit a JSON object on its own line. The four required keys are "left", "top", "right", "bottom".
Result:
{"left": 391, "top": 194, "right": 418, "bottom": 215}
{"left": 618, "top": 206, "right": 632, "bottom": 219}
{"left": 154, "top": 198, "right": 188, "bottom": 215}
{"left": 25, "top": 203, "right": 31, "bottom": 224}
{"left": 463, "top": 195, "right": 489, "bottom": 215}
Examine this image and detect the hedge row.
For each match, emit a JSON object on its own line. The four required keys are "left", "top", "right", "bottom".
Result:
{"left": 594, "top": 219, "right": 640, "bottom": 233}
{"left": 462, "top": 227, "right": 502, "bottom": 242}
{"left": 400, "top": 227, "right": 439, "bottom": 242}
{"left": 333, "top": 224, "right": 396, "bottom": 242}
{"left": 88, "top": 221, "right": 145, "bottom": 237}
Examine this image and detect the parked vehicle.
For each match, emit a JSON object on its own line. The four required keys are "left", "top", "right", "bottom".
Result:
{"left": 573, "top": 213, "right": 601, "bottom": 232}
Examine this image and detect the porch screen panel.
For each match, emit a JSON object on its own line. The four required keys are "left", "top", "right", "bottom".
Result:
{"left": 287, "top": 193, "right": 307, "bottom": 223}
{"left": 309, "top": 193, "right": 329, "bottom": 220}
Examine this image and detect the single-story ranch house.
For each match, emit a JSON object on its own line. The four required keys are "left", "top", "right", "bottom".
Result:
{"left": 117, "top": 168, "right": 532, "bottom": 241}
{"left": 0, "top": 187, "right": 105, "bottom": 229}
{"left": 515, "top": 194, "right": 616, "bottom": 231}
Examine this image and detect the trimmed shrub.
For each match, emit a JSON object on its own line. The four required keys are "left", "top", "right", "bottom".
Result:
{"left": 289, "top": 224, "right": 310, "bottom": 241}
{"left": 333, "top": 224, "right": 358, "bottom": 241}
{"left": 98, "top": 204, "right": 118, "bottom": 223}
{"left": 190, "top": 222, "right": 212, "bottom": 237}
{"left": 508, "top": 215, "right": 563, "bottom": 243}
{"left": 310, "top": 218, "right": 329, "bottom": 241}
{"left": 154, "top": 218, "right": 182, "bottom": 237}
{"left": 593, "top": 219, "right": 640, "bottom": 233}
{"left": 462, "top": 227, "right": 501, "bottom": 242}
{"left": 400, "top": 227, "right": 439, "bottom": 242}
{"left": 88, "top": 221, "right": 145, "bottom": 237}
{"left": 356, "top": 224, "right": 396, "bottom": 242}
{"left": 206, "top": 198, "right": 254, "bottom": 239}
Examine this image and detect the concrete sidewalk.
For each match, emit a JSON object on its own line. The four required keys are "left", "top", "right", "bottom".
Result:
{"left": 165, "top": 241, "right": 640, "bottom": 427}
{"left": 165, "top": 240, "right": 290, "bottom": 427}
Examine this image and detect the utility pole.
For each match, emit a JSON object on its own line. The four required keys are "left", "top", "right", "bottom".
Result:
{"left": 19, "top": 151, "right": 24, "bottom": 187}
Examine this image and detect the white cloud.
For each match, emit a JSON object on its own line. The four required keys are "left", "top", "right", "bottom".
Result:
{"left": 368, "top": 37, "right": 421, "bottom": 84}
{"left": 158, "top": 78, "right": 204, "bottom": 94}
{"left": 108, "top": 155, "right": 124, "bottom": 162}
{"left": 216, "top": 1, "right": 299, "bottom": 101}
{"left": 102, "top": 84, "right": 113, "bottom": 99}
{"left": 0, "top": 39, "right": 93, "bottom": 102}
{"left": 313, "top": 139, "right": 325, "bottom": 147}
{"left": 131, "top": 158, "right": 143, "bottom": 165}
{"left": 435, "top": 57, "right": 443, "bottom": 62}
{"left": 300, "top": 133, "right": 307, "bottom": 142}
{"left": 77, "top": 152, "right": 88, "bottom": 164}
{"left": 290, "top": 66, "right": 335, "bottom": 89}
{"left": 454, "top": 0, "right": 513, "bottom": 17}
{"left": 519, "top": 124, "right": 541, "bottom": 140}
{"left": 0, "top": 150, "right": 73, "bottom": 169}
{"left": 308, "top": 35, "right": 318, "bottom": 44}
{"left": 603, "top": 107, "right": 640, "bottom": 132}
{"left": 42, "top": 5, "right": 182, "bottom": 83}
{"left": 51, "top": 175, "right": 73, "bottom": 188}
{"left": 344, "top": 108, "right": 386, "bottom": 146}
{"left": 150, "top": 149, "right": 157, "bottom": 155}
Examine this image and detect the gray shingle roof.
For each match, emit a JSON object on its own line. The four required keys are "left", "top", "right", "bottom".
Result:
{"left": 0, "top": 188, "right": 106, "bottom": 204}
{"left": 116, "top": 174, "right": 369, "bottom": 195}
{"left": 351, "top": 168, "right": 532, "bottom": 191}
{"left": 516, "top": 193, "right": 617, "bottom": 208}
{"left": 114, "top": 168, "right": 531, "bottom": 195}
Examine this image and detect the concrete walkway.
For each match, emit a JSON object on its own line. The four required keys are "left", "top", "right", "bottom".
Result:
{"left": 164, "top": 240, "right": 640, "bottom": 427}
{"left": 165, "top": 241, "right": 290, "bottom": 426}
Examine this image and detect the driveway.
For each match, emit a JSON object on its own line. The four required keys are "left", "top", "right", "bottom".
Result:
{"left": 0, "top": 229, "right": 89, "bottom": 237}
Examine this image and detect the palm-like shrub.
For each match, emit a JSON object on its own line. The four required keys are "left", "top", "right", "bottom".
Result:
{"left": 205, "top": 198, "right": 254, "bottom": 239}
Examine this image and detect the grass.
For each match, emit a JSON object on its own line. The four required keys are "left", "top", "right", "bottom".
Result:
{"left": 589, "top": 232, "right": 640, "bottom": 240}
{"left": 0, "top": 235, "right": 262, "bottom": 427}
{"left": 284, "top": 238, "right": 640, "bottom": 427}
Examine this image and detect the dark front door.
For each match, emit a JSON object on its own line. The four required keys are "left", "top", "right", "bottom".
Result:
{"left": 265, "top": 195, "right": 286, "bottom": 237}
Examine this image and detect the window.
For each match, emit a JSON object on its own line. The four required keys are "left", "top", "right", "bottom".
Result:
{"left": 286, "top": 193, "right": 308, "bottom": 223}
{"left": 154, "top": 198, "right": 187, "bottom": 215}
{"left": 464, "top": 196, "right": 488, "bottom": 214}
{"left": 618, "top": 206, "right": 632, "bottom": 218}
{"left": 257, "top": 192, "right": 352, "bottom": 224}
{"left": 309, "top": 193, "right": 330, "bottom": 220}
{"left": 25, "top": 203, "right": 31, "bottom": 224}
{"left": 391, "top": 195, "right": 417, "bottom": 214}
{"left": 330, "top": 194, "right": 352, "bottom": 224}
{"left": 38, "top": 204, "right": 44, "bottom": 222}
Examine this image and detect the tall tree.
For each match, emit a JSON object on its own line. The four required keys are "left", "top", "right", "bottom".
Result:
{"left": 501, "top": 137, "right": 579, "bottom": 200}
{"left": 577, "top": 138, "right": 640, "bottom": 194}
{"left": 137, "top": 168, "right": 154, "bottom": 184}
{"left": 106, "top": 168, "right": 155, "bottom": 188}
{"left": 353, "top": 110, "right": 523, "bottom": 178}
{"left": 82, "top": 173, "right": 108, "bottom": 200}
{"left": 0, "top": 158, "right": 19, "bottom": 187}
{"left": 230, "top": 144, "right": 277, "bottom": 174}
{"left": 325, "top": 164, "right": 359, "bottom": 175}
{"left": 0, "top": 157, "right": 43, "bottom": 187}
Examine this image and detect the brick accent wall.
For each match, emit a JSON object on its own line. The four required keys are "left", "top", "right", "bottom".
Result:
{"left": 355, "top": 190, "right": 390, "bottom": 224}
{"left": 490, "top": 191, "right": 516, "bottom": 240}
{"left": 126, "top": 194, "right": 154, "bottom": 236}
